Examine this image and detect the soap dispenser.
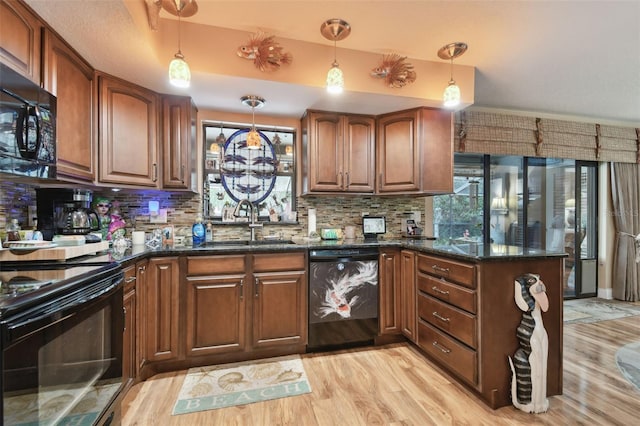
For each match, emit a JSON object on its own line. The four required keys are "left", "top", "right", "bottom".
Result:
{"left": 192, "top": 214, "right": 206, "bottom": 246}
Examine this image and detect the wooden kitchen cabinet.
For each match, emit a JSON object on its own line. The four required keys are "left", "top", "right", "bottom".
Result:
{"left": 42, "top": 28, "right": 96, "bottom": 182}
{"left": 122, "top": 263, "right": 138, "bottom": 392}
{"left": 184, "top": 254, "right": 247, "bottom": 357}
{"left": 184, "top": 251, "right": 307, "bottom": 359}
{"left": 301, "top": 110, "right": 375, "bottom": 194}
{"left": 0, "top": 0, "right": 42, "bottom": 83}
{"left": 377, "top": 107, "right": 453, "bottom": 194}
{"left": 379, "top": 248, "right": 401, "bottom": 335}
{"left": 143, "top": 257, "right": 179, "bottom": 362}
{"left": 400, "top": 250, "right": 417, "bottom": 342}
{"left": 98, "top": 73, "right": 159, "bottom": 187}
{"left": 135, "top": 260, "right": 148, "bottom": 376}
{"left": 413, "top": 252, "right": 563, "bottom": 409}
{"left": 252, "top": 252, "right": 307, "bottom": 348}
{"left": 161, "top": 95, "right": 198, "bottom": 191}
{"left": 416, "top": 254, "right": 478, "bottom": 386}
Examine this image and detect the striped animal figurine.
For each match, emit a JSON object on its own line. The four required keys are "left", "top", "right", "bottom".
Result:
{"left": 508, "top": 273, "right": 550, "bottom": 413}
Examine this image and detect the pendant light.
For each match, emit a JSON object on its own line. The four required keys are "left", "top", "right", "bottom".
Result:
{"left": 168, "top": 1, "right": 191, "bottom": 88}
{"left": 438, "top": 42, "right": 468, "bottom": 108}
{"left": 241, "top": 95, "right": 265, "bottom": 150}
{"left": 321, "top": 19, "right": 351, "bottom": 94}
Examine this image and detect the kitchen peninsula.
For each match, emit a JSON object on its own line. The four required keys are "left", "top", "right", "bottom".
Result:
{"left": 113, "top": 238, "right": 565, "bottom": 410}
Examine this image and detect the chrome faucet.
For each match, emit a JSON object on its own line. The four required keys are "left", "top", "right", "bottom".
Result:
{"left": 234, "top": 199, "right": 262, "bottom": 241}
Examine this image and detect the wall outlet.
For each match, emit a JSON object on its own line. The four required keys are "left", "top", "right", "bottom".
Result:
{"left": 150, "top": 208, "right": 167, "bottom": 224}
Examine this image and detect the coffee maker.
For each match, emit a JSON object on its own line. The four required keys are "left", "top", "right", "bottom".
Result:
{"left": 36, "top": 188, "right": 99, "bottom": 240}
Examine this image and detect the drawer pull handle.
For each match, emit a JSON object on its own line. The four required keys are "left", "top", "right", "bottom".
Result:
{"left": 432, "top": 265, "right": 450, "bottom": 274}
{"left": 433, "top": 341, "right": 451, "bottom": 354}
{"left": 432, "top": 286, "right": 449, "bottom": 295}
{"left": 125, "top": 276, "right": 137, "bottom": 283}
{"left": 239, "top": 279, "right": 244, "bottom": 299}
{"left": 255, "top": 277, "right": 260, "bottom": 298}
{"left": 433, "top": 311, "right": 450, "bottom": 323}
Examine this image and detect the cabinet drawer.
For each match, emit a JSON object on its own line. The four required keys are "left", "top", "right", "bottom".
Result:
{"left": 417, "top": 254, "right": 475, "bottom": 288}
{"left": 417, "top": 272, "right": 476, "bottom": 314}
{"left": 418, "top": 294, "right": 476, "bottom": 348}
{"left": 418, "top": 320, "right": 477, "bottom": 386}
{"left": 187, "top": 255, "right": 246, "bottom": 275}
{"left": 252, "top": 252, "right": 305, "bottom": 272}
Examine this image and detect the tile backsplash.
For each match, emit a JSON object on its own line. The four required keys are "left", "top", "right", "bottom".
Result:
{"left": 0, "top": 182, "right": 426, "bottom": 241}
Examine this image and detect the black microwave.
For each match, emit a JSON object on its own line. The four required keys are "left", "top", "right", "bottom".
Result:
{"left": 0, "top": 63, "right": 56, "bottom": 179}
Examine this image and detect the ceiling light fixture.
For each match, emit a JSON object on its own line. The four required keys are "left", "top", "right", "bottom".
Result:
{"left": 168, "top": 1, "right": 193, "bottom": 88}
{"left": 241, "top": 95, "right": 265, "bottom": 150}
{"left": 438, "top": 42, "right": 468, "bottom": 108}
{"left": 321, "top": 19, "right": 351, "bottom": 94}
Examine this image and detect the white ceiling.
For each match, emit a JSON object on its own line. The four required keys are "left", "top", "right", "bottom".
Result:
{"left": 24, "top": 0, "right": 640, "bottom": 126}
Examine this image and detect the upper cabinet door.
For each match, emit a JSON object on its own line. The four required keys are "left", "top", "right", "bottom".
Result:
{"left": 162, "top": 95, "right": 197, "bottom": 191}
{"left": 419, "top": 108, "right": 454, "bottom": 194}
{"left": 0, "top": 0, "right": 42, "bottom": 83}
{"left": 42, "top": 29, "right": 96, "bottom": 182}
{"left": 344, "top": 115, "right": 375, "bottom": 192}
{"left": 307, "top": 111, "right": 343, "bottom": 192}
{"left": 377, "top": 109, "right": 420, "bottom": 193}
{"left": 98, "top": 74, "right": 159, "bottom": 187}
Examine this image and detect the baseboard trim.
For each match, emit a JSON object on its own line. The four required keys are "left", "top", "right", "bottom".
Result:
{"left": 598, "top": 288, "right": 613, "bottom": 299}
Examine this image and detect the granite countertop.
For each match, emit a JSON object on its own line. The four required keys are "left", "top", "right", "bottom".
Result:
{"left": 109, "top": 238, "right": 566, "bottom": 265}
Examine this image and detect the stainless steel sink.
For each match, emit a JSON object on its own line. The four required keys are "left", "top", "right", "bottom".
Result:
{"left": 249, "top": 240, "right": 296, "bottom": 245}
{"left": 206, "top": 240, "right": 295, "bottom": 246}
{"left": 205, "top": 240, "right": 250, "bottom": 246}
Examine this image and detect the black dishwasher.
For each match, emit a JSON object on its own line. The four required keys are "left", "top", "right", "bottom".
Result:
{"left": 308, "top": 248, "right": 379, "bottom": 351}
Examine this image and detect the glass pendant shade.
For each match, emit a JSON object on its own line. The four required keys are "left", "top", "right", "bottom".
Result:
{"left": 326, "top": 62, "right": 344, "bottom": 94}
{"left": 246, "top": 129, "right": 261, "bottom": 150}
{"left": 443, "top": 80, "right": 461, "bottom": 108}
{"left": 169, "top": 52, "right": 191, "bottom": 88}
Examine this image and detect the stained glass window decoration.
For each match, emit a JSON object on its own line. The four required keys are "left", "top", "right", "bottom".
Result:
{"left": 220, "top": 128, "right": 278, "bottom": 204}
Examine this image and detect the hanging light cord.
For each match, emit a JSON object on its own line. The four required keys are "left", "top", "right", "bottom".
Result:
{"left": 177, "top": 9, "right": 183, "bottom": 55}
{"left": 449, "top": 56, "right": 454, "bottom": 81}
{"left": 251, "top": 100, "right": 256, "bottom": 131}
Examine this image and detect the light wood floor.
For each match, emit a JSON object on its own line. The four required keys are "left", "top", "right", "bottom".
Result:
{"left": 122, "top": 314, "right": 640, "bottom": 425}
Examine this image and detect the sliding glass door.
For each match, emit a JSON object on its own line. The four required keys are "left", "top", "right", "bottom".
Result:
{"left": 433, "top": 154, "right": 598, "bottom": 299}
{"left": 566, "top": 161, "right": 598, "bottom": 298}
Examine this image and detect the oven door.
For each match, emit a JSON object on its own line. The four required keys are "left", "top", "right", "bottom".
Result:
{"left": 1, "top": 274, "right": 123, "bottom": 425}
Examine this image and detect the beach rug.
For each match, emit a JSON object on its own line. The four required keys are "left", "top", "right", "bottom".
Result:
{"left": 564, "top": 298, "right": 640, "bottom": 324}
{"left": 172, "top": 354, "right": 311, "bottom": 415}
{"left": 616, "top": 341, "right": 640, "bottom": 392}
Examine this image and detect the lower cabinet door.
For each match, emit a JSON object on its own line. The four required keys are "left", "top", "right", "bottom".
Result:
{"left": 185, "top": 274, "right": 247, "bottom": 356}
{"left": 145, "top": 257, "right": 180, "bottom": 362}
{"left": 252, "top": 271, "right": 307, "bottom": 348}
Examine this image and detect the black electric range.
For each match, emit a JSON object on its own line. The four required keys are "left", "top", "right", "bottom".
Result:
{"left": 0, "top": 256, "right": 122, "bottom": 318}
{"left": 0, "top": 255, "right": 125, "bottom": 426}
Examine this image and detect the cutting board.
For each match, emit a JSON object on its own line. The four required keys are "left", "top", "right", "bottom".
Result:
{"left": 0, "top": 241, "right": 110, "bottom": 262}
